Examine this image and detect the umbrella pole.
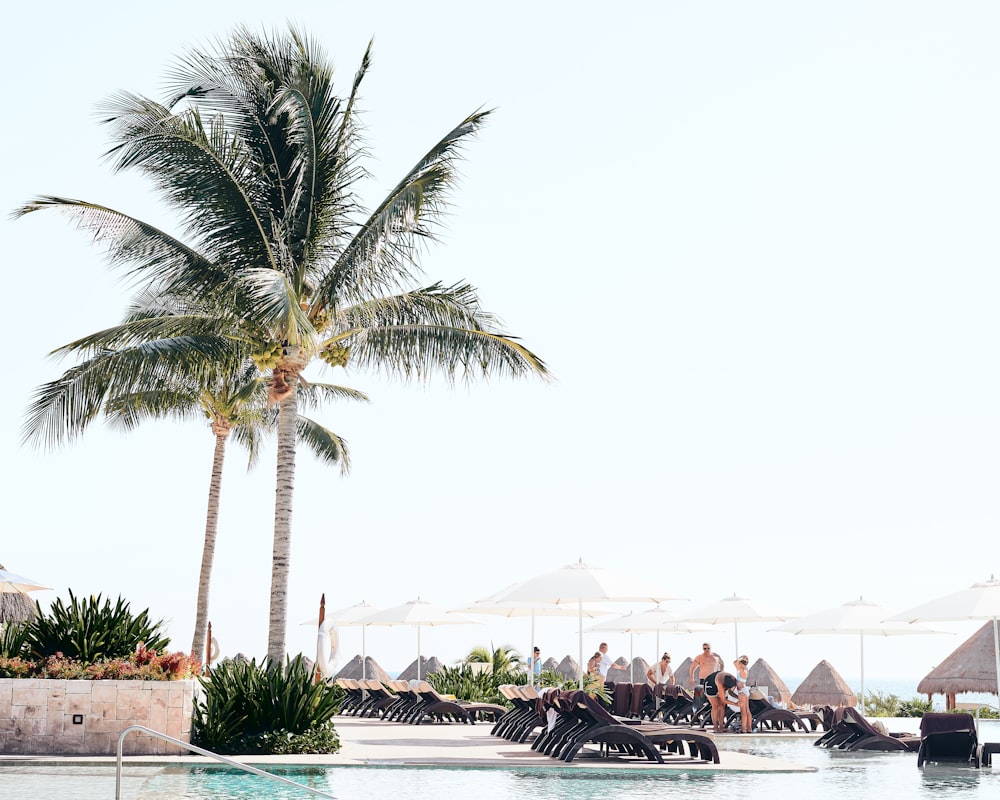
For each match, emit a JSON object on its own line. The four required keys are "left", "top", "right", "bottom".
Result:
{"left": 630, "top": 632, "right": 634, "bottom": 684}
{"left": 993, "top": 617, "right": 1000, "bottom": 708}
{"left": 859, "top": 631, "right": 865, "bottom": 713}
{"left": 578, "top": 599, "right": 584, "bottom": 690}
{"left": 417, "top": 625, "right": 422, "bottom": 682}
{"left": 362, "top": 625, "right": 367, "bottom": 681}
{"left": 530, "top": 610, "right": 537, "bottom": 689}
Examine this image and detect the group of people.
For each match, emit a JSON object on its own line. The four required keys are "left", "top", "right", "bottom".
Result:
{"left": 528, "top": 640, "right": 755, "bottom": 733}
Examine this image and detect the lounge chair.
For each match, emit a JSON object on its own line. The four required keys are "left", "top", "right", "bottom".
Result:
{"left": 536, "top": 690, "right": 720, "bottom": 764}
{"left": 916, "top": 712, "right": 980, "bottom": 767}
{"left": 335, "top": 678, "right": 367, "bottom": 715}
{"left": 410, "top": 681, "right": 507, "bottom": 725}
{"left": 730, "top": 697, "right": 814, "bottom": 732}
{"left": 814, "top": 706, "right": 920, "bottom": 752}
{"left": 491, "top": 685, "right": 546, "bottom": 742}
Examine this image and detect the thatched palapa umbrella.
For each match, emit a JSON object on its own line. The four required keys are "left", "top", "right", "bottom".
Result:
{"left": 674, "top": 657, "right": 695, "bottom": 689}
{"left": 917, "top": 621, "right": 1000, "bottom": 708}
{"left": 334, "top": 655, "right": 392, "bottom": 683}
{"left": 398, "top": 656, "right": 445, "bottom": 681}
{"left": 746, "top": 658, "right": 792, "bottom": 704}
{"left": 792, "top": 659, "right": 857, "bottom": 708}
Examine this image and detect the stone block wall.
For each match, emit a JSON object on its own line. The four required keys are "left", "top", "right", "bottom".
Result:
{"left": 0, "top": 678, "right": 198, "bottom": 755}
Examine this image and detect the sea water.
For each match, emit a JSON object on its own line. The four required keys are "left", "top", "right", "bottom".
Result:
{"left": 4, "top": 722, "right": 1000, "bottom": 800}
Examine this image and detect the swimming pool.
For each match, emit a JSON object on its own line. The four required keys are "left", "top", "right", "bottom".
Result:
{"left": 5, "top": 723, "right": 1000, "bottom": 799}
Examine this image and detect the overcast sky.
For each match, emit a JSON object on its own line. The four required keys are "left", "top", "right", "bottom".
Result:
{"left": 3, "top": 1, "right": 999, "bottom": 687}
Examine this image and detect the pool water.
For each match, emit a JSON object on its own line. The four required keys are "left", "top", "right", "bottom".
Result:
{"left": 4, "top": 722, "right": 1000, "bottom": 800}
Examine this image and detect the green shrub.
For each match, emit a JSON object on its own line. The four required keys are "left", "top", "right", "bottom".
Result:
{"left": 950, "top": 705, "right": 1000, "bottom": 719}
{"left": 427, "top": 663, "right": 517, "bottom": 705}
{"left": 898, "top": 697, "right": 933, "bottom": 717}
{"left": 192, "top": 654, "right": 340, "bottom": 754}
{"left": 864, "top": 690, "right": 901, "bottom": 717}
{"left": 26, "top": 591, "right": 169, "bottom": 663}
{"left": 0, "top": 621, "right": 29, "bottom": 659}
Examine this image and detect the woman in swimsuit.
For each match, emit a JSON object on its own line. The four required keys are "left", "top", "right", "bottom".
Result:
{"left": 733, "top": 655, "right": 752, "bottom": 733}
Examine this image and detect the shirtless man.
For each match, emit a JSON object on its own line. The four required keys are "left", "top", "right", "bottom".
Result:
{"left": 689, "top": 642, "right": 724, "bottom": 687}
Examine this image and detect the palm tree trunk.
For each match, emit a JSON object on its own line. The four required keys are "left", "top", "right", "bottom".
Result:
{"left": 191, "top": 423, "right": 229, "bottom": 663}
{"left": 267, "top": 380, "right": 299, "bottom": 665}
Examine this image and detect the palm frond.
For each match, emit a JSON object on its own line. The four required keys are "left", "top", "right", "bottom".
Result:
{"left": 296, "top": 416, "right": 350, "bottom": 474}
{"left": 343, "top": 324, "right": 549, "bottom": 384}
{"left": 294, "top": 381, "right": 370, "bottom": 411}
{"left": 96, "top": 92, "right": 277, "bottom": 275}
{"left": 317, "top": 109, "right": 492, "bottom": 307}
{"left": 11, "top": 197, "right": 220, "bottom": 291}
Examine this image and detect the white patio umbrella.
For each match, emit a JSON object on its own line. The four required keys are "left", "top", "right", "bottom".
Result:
{"left": 885, "top": 576, "right": 1000, "bottom": 702}
{"left": 453, "top": 588, "right": 617, "bottom": 687}
{"left": 302, "top": 599, "right": 380, "bottom": 679}
{"left": 770, "top": 596, "right": 948, "bottom": 710}
{"left": 587, "top": 606, "right": 716, "bottom": 683}
{"left": 359, "top": 598, "right": 480, "bottom": 681}
{"left": 0, "top": 567, "right": 50, "bottom": 594}
{"left": 682, "top": 593, "right": 795, "bottom": 657}
{"left": 488, "top": 559, "right": 684, "bottom": 687}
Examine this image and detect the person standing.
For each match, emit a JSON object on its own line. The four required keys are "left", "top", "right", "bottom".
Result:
{"left": 689, "top": 642, "right": 724, "bottom": 687}
{"left": 527, "top": 646, "right": 542, "bottom": 682}
{"left": 733, "top": 655, "right": 752, "bottom": 733}
{"left": 597, "top": 642, "right": 613, "bottom": 678}
{"left": 647, "top": 652, "right": 675, "bottom": 687}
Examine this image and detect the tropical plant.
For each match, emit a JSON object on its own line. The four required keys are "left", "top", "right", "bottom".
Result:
{"left": 863, "top": 690, "right": 901, "bottom": 717}
{"left": 428, "top": 663, "right": 521, "bottom": 706}
{"left": 192, "top": 654, "right": 341, "bottom": 753}
{"left": 898, "top": 697, "right": 933, "bottom": 717}
{"left": 25, "top": 590, "right": 169, "bottom": 663}
{"left": 0, "top": 620, "right": 29, "bottom": 659}
{"left": 463, "top": 643, "right": 522, "bottom": 674}
{"left": 15, "top": 25, "right": 550, "bottom": 665}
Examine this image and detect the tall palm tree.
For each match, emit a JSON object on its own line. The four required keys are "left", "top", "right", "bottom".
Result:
{"left": 16, "top": 25, "right": 550, "bottom": 664}
{"left": 22, "top": 291, "right": 367, "bottom": 663}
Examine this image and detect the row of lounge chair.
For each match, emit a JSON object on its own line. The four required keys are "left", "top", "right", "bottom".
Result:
{"left": 336, "top": 678, "right": 506, "bottom": 725}
{"left": 491, "top": 685, "right": 721, "bottom": 764}
{"left": 615, "top": 682, "right": 825, "bottom": 733}
{"left": 814, "top": 707, "right": 997, "bottom": 768}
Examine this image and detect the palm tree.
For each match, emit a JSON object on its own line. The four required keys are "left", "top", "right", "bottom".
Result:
{"left": 464, "top": 644, "right": 522, "bottom": 674}
{"left": 22, "top": 291, "right": 368, "bottom": 664}
{"left": 15, "top": 25, "right": 550, "bottom": 664}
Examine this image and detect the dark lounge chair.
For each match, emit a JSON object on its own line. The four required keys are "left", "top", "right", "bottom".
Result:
{"left": 814, "top": 706, "right": 920, "bottom": 752}
{"left": 916, "top": 712, "right": 980, "bottom": 767}
{"left": 538, "top": 690, "right": 720, "bottom": 764}
{"left": 411, "top": 681, "right": 507, "bottom": 725}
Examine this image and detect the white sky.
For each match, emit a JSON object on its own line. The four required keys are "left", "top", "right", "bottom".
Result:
{"left": 3, "top": 1, "right": 999, "bottom": 687}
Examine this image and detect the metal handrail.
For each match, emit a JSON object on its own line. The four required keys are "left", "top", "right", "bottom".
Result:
{"left": 115, "top": 724, "right": 336, "bottom": 799}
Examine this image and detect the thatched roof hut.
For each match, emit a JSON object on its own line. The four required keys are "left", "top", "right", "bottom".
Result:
{"left": 792, "top": 659, "right": 856, "bottom": 708}
{"left": 674, "top": 657, "right": 695, "bottom": 689}
{"left": 0, "top": 591, "right": 36, "bottom": 624}
{"left": 917, "top": 621, "right": 999, "bottom": 699}
{"left": 746, "top": 658, "right": 792, "bottom": 703}
{"left": 541, "top": 657, "right": 559, "bottom": 673}
{"left": 398, "top": 656, "right": 444, "bottom": 681}
{"left": 604, "top": 657, "right": 651, "bottom": 684}
{"left": 333, "top": 655, "right": 392, "bottom": 683}
{"left": 555, "top": 655, "right": 580, "bottom": 681}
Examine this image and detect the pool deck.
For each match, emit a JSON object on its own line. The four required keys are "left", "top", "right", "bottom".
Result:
{"left": 0, "top": 716, "right": 818, "bottom": 773}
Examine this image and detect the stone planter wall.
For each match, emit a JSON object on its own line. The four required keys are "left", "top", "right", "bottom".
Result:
{"left": 0, "top": 678, "right": 198, "bottom": 755}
